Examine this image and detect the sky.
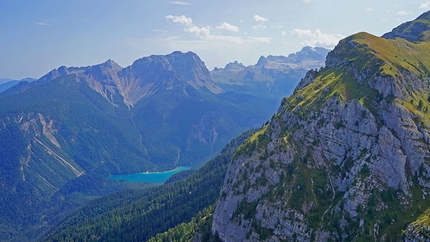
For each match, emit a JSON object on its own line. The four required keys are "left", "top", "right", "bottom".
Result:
{"left": 1, "top": 0, "right": 429, "bottom": 80}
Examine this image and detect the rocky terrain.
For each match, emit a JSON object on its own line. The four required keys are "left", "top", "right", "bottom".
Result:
{"left": 0, "top": 48, "right": 329, "bottom": 241}
{"left": 211, "top": 46, "right": 329, "bottom": 99}
{"left": 212, "top": 11, "right": 430, "bottom": 241}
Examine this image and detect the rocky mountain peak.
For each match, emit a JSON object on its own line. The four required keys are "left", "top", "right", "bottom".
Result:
{"left": 212, "top": 11, "right": 430, "bottom": 241}
{"left": 256, "top": 56, "right": 268, "bottom": 66}
{"left": 287, "top": 46, "right": 330, "bottom": 63}
{"left": 1, "top": 51, "right": 222, "bottom": 106}
{"left": 255, "top": 47, "right": 330, "bottom": 69}
{"left": 84, "top": 59, "right": 123, "bottom": 79}
{"left": 117, "top": 51, "right": 222, "bottom": 105}
{"left": 38, "top": 65, "right": 76, "bottom": 83}
{"left": 212, "top": 61, "right": 245, "bottom": 74}
{"left": 224, "top": 61, "right": 245, "bottom": 71}
{"left": 101, "top": 59, "right": 122, "bottom": 70}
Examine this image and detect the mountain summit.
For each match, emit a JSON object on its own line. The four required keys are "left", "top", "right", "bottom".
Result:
{"left": 118, "top": 51, "right": 222, "bottom": 105}
{"left": 212, "top": 11, "right": 430, "bottom": 241}
{"left": 2, "top": 51, "right": 221, "bottom": 107}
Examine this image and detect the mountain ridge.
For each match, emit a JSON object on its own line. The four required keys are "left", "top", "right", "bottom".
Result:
{"left": 1, "top": 51, "right": 222, "bottom": 107}
{"left": 211, "top": 46, "right": 330, "bottom": 105}
{"left": 211, "top": 10, "right": 430, "bottom": 241}
{"left": 382, "top": 10, "right": 430, "bottom": 42}
{"left": 0, "top": 48, "right": 330, "bottom": 241}
{"left": 35, "top": 10, "right": 430, "bottom": 242}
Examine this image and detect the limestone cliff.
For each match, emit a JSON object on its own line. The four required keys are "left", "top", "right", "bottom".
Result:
{"left": 2, "top": 51, "right": 221, "bottom": 107}
{"left": 212, "top": 11, "right": 430, "bottom": 241}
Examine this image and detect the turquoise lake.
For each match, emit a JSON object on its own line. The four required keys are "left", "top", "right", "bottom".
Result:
{"left": 109, "top": 166, "right": 191, "bottom": 183}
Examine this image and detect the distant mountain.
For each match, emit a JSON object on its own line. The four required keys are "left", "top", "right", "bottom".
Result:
{"left": 211, "top": 46, "right": 330, "bottom": 98}
{"left": 0, "top": 78, "right": 12, "bottom": 84}
{"left": 0, "top": 80, "right": 19, "bottom": 92}
{"left": 0, "top": 49, "right": 330, "bottom": 241}
{"left": 0, "top": 78, "right": 36, "bottom": 93}
{"left": 30, "top": 50, "right": 330, "bottom": 240}
{"left": 211, "top": 10, "right": 430, "bottom": 241}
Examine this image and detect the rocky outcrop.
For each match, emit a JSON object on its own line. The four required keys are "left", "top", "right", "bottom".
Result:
{"left": 293, "top": 68, "right": 318, "bottom": 93}
{"left": 212, "top": 11, "right": 430, "bottom": 241}
{"left": 212, "top": 91, "right": 430, "bottom": 240}
{"left": 404, "top": 221, "right": 430, "bottom": 241}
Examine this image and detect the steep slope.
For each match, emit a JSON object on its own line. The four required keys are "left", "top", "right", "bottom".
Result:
{"left": 0, "top": 78, "right": 35, "bottom": 93}
{"left": 0, "top": 80, "right": 20, "bottom": 92}
{"left": 0, "top": 50, "right": 300, "bottom": 241}
{"left": 118, "top": 51, "right": 222, "bottom": 106}
{"left": 0, "top": 74, "right": 153, "bottom": 240}
{"left": 121, "top": 52, "right": 262, "bottom": 166}
{"left": 0, "top": 80, "right": 19, "bottom": 93}
{"left": 42, "top": 130, "right": 253, "bottom": 241}
{"left": 212, "top": 11, "right": 430, "bottom": 241}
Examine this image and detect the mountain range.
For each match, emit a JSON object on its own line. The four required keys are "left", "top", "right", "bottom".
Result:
{"left": 211, "top": 46, "right": 329, "bottom": 98}
{"left": 39, "top": 10, "right": 430, "bottom": 242}
{"left": 0, "top": 46, "right": 327, "bottom": 240}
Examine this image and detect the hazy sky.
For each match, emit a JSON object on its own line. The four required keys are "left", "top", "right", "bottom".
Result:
{"left": 1, "top": 0, "right": 428, "bottom": 79}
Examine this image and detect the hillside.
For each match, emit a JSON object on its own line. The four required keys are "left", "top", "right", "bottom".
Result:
{"left": 0, "top": 78, "right": 36, "bottom": 93}
{"left": 42, "top": 130, "right": 254, "bottom": 241}
{"left": 212, "top": 11, "right": 430, "bottom": 241}
{"left": 0, "top": 49, "right": 327, "bottom": 241}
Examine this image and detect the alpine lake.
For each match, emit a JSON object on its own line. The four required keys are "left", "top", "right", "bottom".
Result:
{"left": 109, "top": 166, "right": 191, "bottom": 183}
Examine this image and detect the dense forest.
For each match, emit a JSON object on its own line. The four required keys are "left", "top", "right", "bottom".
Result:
{"left": 42, "top": 129, "right": 256, "bottom": 241}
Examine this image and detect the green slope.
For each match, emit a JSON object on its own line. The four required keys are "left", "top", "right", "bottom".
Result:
{"left": 0, "top": 75, "right": 153, "bottom": 240}
{"left": 42, "top": 129, "right": 254, "bottom": 241}
{"left": 0, "top": 51, "right": 292, "bottom": 240}
{"left": 212, "top": 11, "right": 430, "bottom": 241}
{"left": 133, "top": 86, "right": 274, "bottom": 168}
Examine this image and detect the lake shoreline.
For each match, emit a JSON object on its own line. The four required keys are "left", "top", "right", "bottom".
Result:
{"left": 109, "top": 166, "right": 191, "bottom": 183}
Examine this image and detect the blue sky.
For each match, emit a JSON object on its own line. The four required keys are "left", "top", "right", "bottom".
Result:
{"left": 0, "top": 0, "right": 428, "bottom": 79}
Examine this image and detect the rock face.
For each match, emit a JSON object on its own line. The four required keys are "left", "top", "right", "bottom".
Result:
{"left": 3, "top": 51, "right": 221, "bottom": 107}
{"left": 117, "top": 51, "right": 222, "bottom": 106}
{"left": 211, "top": 46, "right": 329, "bottom": 99}
{"left": 212, "top": 11, "right": 430, "bottom": 241}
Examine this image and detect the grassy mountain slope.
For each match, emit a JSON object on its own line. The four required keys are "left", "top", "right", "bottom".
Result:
{"left": 212, "top": 11, "right": 430, "bottom": 241}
